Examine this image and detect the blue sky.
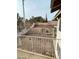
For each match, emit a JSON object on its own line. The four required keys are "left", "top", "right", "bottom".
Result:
{"left": 17, "top": 0, "right": 58, "bottom": 21}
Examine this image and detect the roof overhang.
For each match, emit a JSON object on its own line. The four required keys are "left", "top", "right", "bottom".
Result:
{"left": 50, "top": 0, "right": 61, "bottom": 13}
{"left": 52, "top": 10, "right": 61, "bottom": 21}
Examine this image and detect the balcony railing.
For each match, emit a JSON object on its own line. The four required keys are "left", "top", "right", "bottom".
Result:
{"left": 17, "top": 35, "right": 56, "bottom": 57}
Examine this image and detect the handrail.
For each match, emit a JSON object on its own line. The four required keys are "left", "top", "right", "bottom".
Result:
{"left": 17, "top": 48, "right": 55, "bottom": 59}
{"left": 17, "top": 35, "right": 56, "bottom": 40}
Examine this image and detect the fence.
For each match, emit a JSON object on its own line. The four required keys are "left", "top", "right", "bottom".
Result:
{"left": 17, "top": 35, "right": 56, "bottom": 57}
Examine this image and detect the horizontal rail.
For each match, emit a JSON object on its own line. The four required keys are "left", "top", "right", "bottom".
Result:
{"left": 17, "top": 35, "right": 61, "bottom": 40}
{"left": 17, "top": 35, "right": 55, "bottom": 40}
{"left": 17, "top": 48, "right": 56, "bottom": 59}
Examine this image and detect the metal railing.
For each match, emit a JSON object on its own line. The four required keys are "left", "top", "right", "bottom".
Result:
{"left": 17, "top": 35, "right": 56, "bottom": 57}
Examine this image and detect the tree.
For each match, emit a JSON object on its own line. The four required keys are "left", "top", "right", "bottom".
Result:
{"left": 29, "top": 16, "right": 47, "bottom": 23}
{"left": 17, "top": 13, "right": 24, "bottom": 32}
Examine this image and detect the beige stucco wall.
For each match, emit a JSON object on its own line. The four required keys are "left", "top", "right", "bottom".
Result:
{"left": 28, "top": 27, "right": 53, "bottom": 35}
{"left": 55, "top": 18, "right": 61, "bottom": 59}
{"left": 57, "top": 18, "right": 61, "bottom": 40}
{"left": 57, "top": 18, "right": 61, "bottom": 39}
{"left": 52, "top": 17, "right": 61, "bottom": 59}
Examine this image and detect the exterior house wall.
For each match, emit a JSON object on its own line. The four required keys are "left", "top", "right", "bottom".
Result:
{"left": 28, "top": 27, "right": 54, "bottom": 35}
{"left": 57, "top": 18, "right": 61, "bottom": 40}
{"left": 54, "top": 40, "right": 61, "bottom": 59}
{"left": 54, "top": 17, "right": 61, "bottom": 59}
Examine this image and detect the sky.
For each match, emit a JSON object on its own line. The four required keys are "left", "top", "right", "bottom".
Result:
{"left": 17, "top": 0, "right": 58, "bottom": 21}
